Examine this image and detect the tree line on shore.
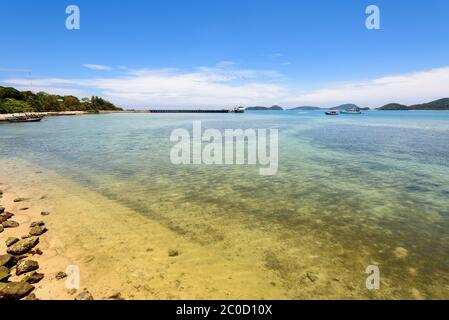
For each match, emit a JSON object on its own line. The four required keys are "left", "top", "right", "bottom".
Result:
{"left": 0, "top": 86, "right": 122, "bottom": 114}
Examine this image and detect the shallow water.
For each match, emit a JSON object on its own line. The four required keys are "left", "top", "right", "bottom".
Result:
{"left": 1, "top": 110, "right": 449, "bottom": 299}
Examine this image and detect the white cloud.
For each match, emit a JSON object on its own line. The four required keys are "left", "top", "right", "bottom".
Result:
{"left": 2, "top": 65, "right": 449, "bottom": 108}
{"left": 286, "top": 67, "right": 449, "bottom": 107}
{"left": 83, "top": 64, "right": 112, "bottom": 71}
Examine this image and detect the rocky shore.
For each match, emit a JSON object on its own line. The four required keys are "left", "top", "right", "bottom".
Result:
{"left": 0, "top": 187, "right": 94, "bottom": 300}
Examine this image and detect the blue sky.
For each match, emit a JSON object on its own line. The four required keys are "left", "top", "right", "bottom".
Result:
{"left": 1, "top": 0, "right": 449, "bottom": 108}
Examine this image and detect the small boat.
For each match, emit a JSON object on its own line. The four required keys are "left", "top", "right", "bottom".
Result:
{"left": 340, "top": 107, "right": 362, "bottom": 114}
{"left": 6, "top": 115, "right": 44, "bottom": 123}
{"left": 325, "top": 111, "right": 339, "bottom": 116}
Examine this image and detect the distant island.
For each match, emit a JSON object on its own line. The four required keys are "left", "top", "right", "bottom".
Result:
{"left": 377, "top": 98, "right": 449, "bottom": 110}
{"left": 246, "top": 105, "right": 284, "bottom": 111}
{"left": 0, "top": 86, "right": 122, "bottom": 114}
{"left": 289, "top": 106, "right": 321, "bottom": 110}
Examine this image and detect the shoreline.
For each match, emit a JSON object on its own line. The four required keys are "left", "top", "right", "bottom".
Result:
{"left": 0, "top": 184, "right": 96, "bottom": 300}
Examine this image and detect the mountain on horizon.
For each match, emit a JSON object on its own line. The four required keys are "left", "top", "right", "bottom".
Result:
{"left": 377, "top": 98, "right": 449, "bottom": 110}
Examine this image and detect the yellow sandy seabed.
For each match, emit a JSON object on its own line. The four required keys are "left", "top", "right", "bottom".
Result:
{"left": 0, "top": 158, "right": 435, "bottom": 300}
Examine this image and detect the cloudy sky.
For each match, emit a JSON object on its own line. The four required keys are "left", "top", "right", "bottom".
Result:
{"left": 1, "top": 0, "right": 449, "bottom": 108}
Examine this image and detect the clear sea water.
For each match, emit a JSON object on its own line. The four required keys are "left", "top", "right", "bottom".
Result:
{"left": 1, "top": 110, "right": 449, "bottom": 299}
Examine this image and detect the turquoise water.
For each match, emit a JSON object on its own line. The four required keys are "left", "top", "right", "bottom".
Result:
{"left": 1, "top": 110, "right": 449, "bottom": 298}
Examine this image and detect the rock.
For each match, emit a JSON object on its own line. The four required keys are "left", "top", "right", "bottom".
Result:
{"left": 19, "top": 207, "right": 29, "bottom": 211}
{"left": 13, "top": 197, "right": 28, "bottom": 203}
{"left": 23, "top": 271, "right": 44, "bottom": 284}
{"left": 16, "top": 260, "right": 39, "bottom": 276}
{"left": 0, "top": 225, "right": 3, "bottom": 234}
{"left": 0, "top": 266, "right": 10, "bottom": 282}
{"left": 41, "top": 211, "right": 50, "bottom": 216}
{"left": 107, "top": 292, "right": 125, "bottom": 300}
{"left": 0, "top": 206, "right": 4, "bottom": 214}
{"left": 67, "top": 289, "right": 77, "bottom": 295}
{"left": 2, "top": 220, "right": 19, "bottom": 228}
{"left": 55, "top": 272, "right": 67, "bottom": 280}
{"left": 6, "top": 237, "right": 19, "bottom": 247}
{"left": 0, "top": 281, "right": 35, "bottom": 300}
{"left": 168, "top": 249, "right": 179, "bottom": 257}
{"left": 30, "top": 221, "right": 45, "bottom": 228}
{"left": 0, "top": 254, "right": 17, "bottom": 268}
{"left": 23, "top": 293, "right": 38, "bottom": 300}
{"left": 75, "top": 289, "right": 94, "bottom": 300}
{"left": 7, "top": 237, "right": 39, "bottom": 255}
{"left": 21, "top": 235, "right": 31, "bottom": 239}
{"left": 29, "top": 225, "right": 48, "bottom": 236}
{"left": 0, "top": 211, "right": 14, "bottom": 219}
{"left": 30, "top": 248, "right": 43, "bottom": 256}
{"left": 0, "top": 216, "right": 6, "bottom": 224}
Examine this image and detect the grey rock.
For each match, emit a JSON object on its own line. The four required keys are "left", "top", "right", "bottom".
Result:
{"left": 2, "top": 220, "right": 19, "bottom": 228}
{"left": 7, "top": 237, "right": 39, "bottom": 255}
{"left": 29, "top": 225, "right": 48, "bottom": 236}
{"left": 0, "top": 254, "right": 17, "bottom": 268}
{"left": 75, "top": 289, "right": 94, "bottom": 300}
{"left": 0, "top": 266, "right": 10, "bottom": 282}
{"left": 23, "top": 271, "right": 44, "bottom": 284}
{"left": 16, "top": 260, "right": 39, "bottom": 276}
{"left": 6, "top": 237, "right": 19, "bottom": 247}
{"left": 0, "top": 281, "right": 35, "bottom": 300}
{"left": 30, "top": 221, "right": 45, "bottom": 228}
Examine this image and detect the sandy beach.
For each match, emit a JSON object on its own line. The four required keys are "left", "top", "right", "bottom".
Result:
{"left": 0, "top": 159, "right": 298, "bottom": 300}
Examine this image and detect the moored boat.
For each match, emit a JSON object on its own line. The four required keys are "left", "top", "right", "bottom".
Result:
{"left": 325, "top": 111, "right": 339, "bottom": 116}
{"left": 6, "top": 114, "right": 44, "bottom": 123}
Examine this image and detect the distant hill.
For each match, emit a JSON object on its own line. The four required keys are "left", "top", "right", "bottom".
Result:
{"left": 377, "top": 103, "right": 408, "bottom": 110}
{"left": 330, "top": 104, "right": 359, "bottom": 110}
{"left": 246, "top": 105, "right": 284, "bottom": 111}
{"left": 377, "top": 98, "right": 449, "bottom": 110}
{"left": 289, "top": 106, "right": 321, "bottom": 110}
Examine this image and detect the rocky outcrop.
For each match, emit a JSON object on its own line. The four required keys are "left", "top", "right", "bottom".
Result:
{"left": 75, "top": 289, "right": 94, "bottom": 300}
{"left": 16, "top": 260, "right": 39, "bottom": 276}
{"left": 7, "top": 237, "right": 39, "bottom": 255}
{"left": 0, "top": 282, "right": 35, "bottom": 300}
{"left": 0, "top": 266, "right": 10, "bottom": 282}
{"left": 23, "top": 271, "right": 44, "bottom": 284}
{"left": 0, "top": 254, "right": 17, "bottom": 268}
{"left": 5, "top": 237, "right": 19, "bottom": 247}
{"left": 30, "top": 221, "right": 45, "bottom": 228}
{"left": 2, "top": 220, "right": 19, "bottom": 228}
{"left": 29, "top": 225, "right": 48, "bottom": 236}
